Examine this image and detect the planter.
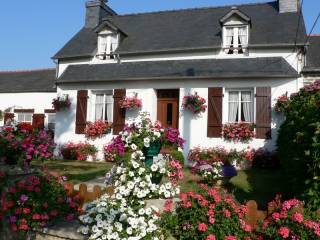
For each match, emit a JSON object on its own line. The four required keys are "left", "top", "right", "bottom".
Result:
{"left": 222, "top": 164, "right": 237, "bottom": 178}
{"left": 143, "top": 141, "right": 162, "bottom": 167}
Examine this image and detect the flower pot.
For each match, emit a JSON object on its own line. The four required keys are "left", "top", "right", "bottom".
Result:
{"left": 222, "top": 165, "right": 237, "bottom": 178}
{"left": 143, "top": 141, "right": 162, "bottom": 167}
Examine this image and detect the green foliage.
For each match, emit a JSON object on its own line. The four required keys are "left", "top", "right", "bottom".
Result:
{"left": 170, "top": 150, "right": 185, "bottom": 165}
{"left": 277, "top": 81, "right": 320, "bottom": 210}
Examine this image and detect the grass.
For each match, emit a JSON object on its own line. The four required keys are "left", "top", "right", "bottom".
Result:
{"left": 31, "top": 159, "right": 113, "bottom": 183}
{"left": 180, "top": 168, "right": 289, "bottom": 209}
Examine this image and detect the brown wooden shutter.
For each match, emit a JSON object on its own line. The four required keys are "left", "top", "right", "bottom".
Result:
{"left": 75, "top": 90, "right": 88, "bottom": 134}
{"left": 32, "top": 114, "right": 45, "bottom": 130}
{"left": 113, "top": 89, "right": 126, "bottom": 135}
{"left": 256, "top": 87, "right": 272, "bottom": 139}
{"left": 4, "top": 113, "right": 14, "bottom": 125}
{"left": 207, "top": 87, "right": 223, "bottom": 137}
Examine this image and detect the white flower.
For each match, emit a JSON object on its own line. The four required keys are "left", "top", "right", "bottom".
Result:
{"left": 165, "top": 182, "right": 172, "bottom": 190}
{"left": 131, "top": 161, "right": 139, "bottom": 169}
{"left": 138, "top": 167, "right": 145, "bottom": 175}
{"left": 150, "top": 164, "right": 158, "bottom": 172}
{"left": 154, "top": 131, "right": 161, "bottom": 138}
{"left": 128, "top": 171, "right": 135, "bottom": 177}
{"left": 126, "top": 227, "right": 133, "bottom": 235}
{"left": 130, "top": 143, "right": 137, "bottom": 150}
{"left": 127, "top": 181, "right": 135, "bottom": 190}
{"left": 138, "top": 208, "right": 145, "bottom": 215}
{"left": 145, "top": 208, "right": 152, "bottom": 215}
{"left": 144, "top": 137, "right": 150, "bottom": 147}
{"left": 164, "top": 191, "right": 171, "bottom": 198}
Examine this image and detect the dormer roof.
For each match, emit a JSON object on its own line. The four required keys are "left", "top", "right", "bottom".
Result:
{"left": 219, "top": 6, "right": 251, "bottom": 25}
{"left": 94, "top": 19, "right": 127, "bottom": 36}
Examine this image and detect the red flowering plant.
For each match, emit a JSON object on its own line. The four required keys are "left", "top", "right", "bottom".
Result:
{"left": 60, "top": 142, "right": 98, "bottom": 161}
{"left": 104, "top": 135, "right": 126, "bottom": 162}
{"left": 119, "top": 94, "right": 142, "bottom": 110}
{"left": 0, "top": 124, "right": 55, "bottom": 166}
{"left": 1, "top": 174, "right": 80, "bottom": 238}
{"left": 257, "top": 195, "right": 320, "bottom": 239}
{"left": 84, "top": 120, "right": 112, "bottom": 139}
{"left": 182, "top": 92, "right": 207, "bottom": 114}
{"left": 222, "top": 122, "right": 255, "bottom": 143}
{"left": 162, "top": 127, "right": 186, "bottom": 149}
{"left": 161, "top": 185, "right": 255, "bottom": 240}
{"left": 275, "top": 93, "right": 290, "bottom": 113}
{"left": 52, "top": 94, "right": 71, "bottom": 111}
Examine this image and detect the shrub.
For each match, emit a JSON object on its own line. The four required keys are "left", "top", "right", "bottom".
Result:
{"left": 0, "top": 124, "right": 55, "bottom": 166}
{"left": 257, "top": 195, "right": 320, "bottom": 239}
{"left": 1, "top": 174, "right": 80, "bottom": 237}
{"left": 252, "top": 148, "right": 280, "bottom": 169}
{"left": 222, "top": 122, "right": 255, "bottom": 142}
{"left": 84, "top": 120, "right": 112, "bottom": 139}
{"left": 60, "top": 142, "right": 98, "bottom": 161}
{"left": 274, "top": 93, "right": 290, "bottom": 113}
{"left": 182, "top": 92, "right": 207, "bottom": 114}
{"left": 161, "top": 185, "right": 254, "bottom": 240}
{"left": 277, "top": 80, "right": 320, "bottom": 210}
{"left": 170, "top": 150, "right": 185, "bottom": 166}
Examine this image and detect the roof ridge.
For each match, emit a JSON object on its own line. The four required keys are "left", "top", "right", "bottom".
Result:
{"left": 0, "top": 68, "right": 56, "bottom": 74}
{"left": 111, "top": 1, "right": 276, "bottom": 18}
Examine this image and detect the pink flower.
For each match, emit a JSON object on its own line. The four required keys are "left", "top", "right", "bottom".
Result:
{"left": 164, "top": 199, "right": 174, "bottom": 212}
{"left": 206, "top": 235, "right": 216, "bottom": 240}
{"left": 224, "top": 236, "right": 237, "bottom": 240}
{"left": 291, "top": 212, "right": 303, "bottom": 223}
{"left": 278, "top": 227, "right": 290, "bottom": 238}
{"left": 272, "top": 212, "right": 281, "bottom": 221}
{"left": 198, "top": 223, "right": 208, "bottom": 232}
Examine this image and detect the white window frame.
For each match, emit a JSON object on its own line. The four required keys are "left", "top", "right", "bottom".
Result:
{"left": 97, "top": 33, "right": 119, "bottom": 58}
{"left": 224, "top": 88, "right": 254, "bottom": 123}
{"left": 92, "top": 90, "right": 114, "bottom": 122}
{"left": 223, "top": 25, "right": 249, "bottom": 53}
{"left": 16, "top": 112, "right": 33, "bottom": 124}
{"left": 45, "top": 113, "right": 56, "bottom": 131}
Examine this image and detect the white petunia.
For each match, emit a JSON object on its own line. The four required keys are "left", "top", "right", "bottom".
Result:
{"left": 150, "top": 164, "right": 158, "bottom": 172}
{"left": 130, "top": 143, "right": 137, "bottom": 150}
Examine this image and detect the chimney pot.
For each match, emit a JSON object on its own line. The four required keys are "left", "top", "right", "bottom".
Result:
{"left": 279, "top": 0, "right": 300, "bottom": 13}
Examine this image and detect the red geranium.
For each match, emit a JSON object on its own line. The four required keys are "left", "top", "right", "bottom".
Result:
{"left": 85, "top": 120, "right": 112, "bottom": 139}
{"left": 182, "top": 92, "right": 207, "bottom": 114}
{"left": 119, "top": 95, "right": 142, "bottom": 110}
{"left": 222, "top": 122, "right": 255, "bottom": 142}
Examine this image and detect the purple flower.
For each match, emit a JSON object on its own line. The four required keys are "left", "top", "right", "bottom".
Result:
{"left": 9, "top": 216, "right": 17, "bottom": 223}
{"left": 20, "top": 194, "right": 28, "bottom": 202}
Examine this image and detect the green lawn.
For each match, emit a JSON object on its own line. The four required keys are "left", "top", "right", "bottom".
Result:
{"left": 181, "top": 168, "right": 289, "bottom": 209}
{"left": 31, "top": 159, "right": 113, "bottom": 183}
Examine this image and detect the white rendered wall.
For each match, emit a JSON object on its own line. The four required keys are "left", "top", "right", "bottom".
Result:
{"left": 55, "top": 77, "right": 299, "bottom": 161}
{"left": 0, "top": 92, "right": 56, "bottom": 126}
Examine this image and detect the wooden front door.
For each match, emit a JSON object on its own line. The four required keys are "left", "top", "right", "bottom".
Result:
{"left": 157, "top": 89, "right": 179, "bottom": 129}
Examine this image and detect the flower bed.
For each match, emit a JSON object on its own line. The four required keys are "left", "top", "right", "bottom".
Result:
{"left": 52, "top": 94, "right": 71, "bottom": 111}
{"left": 60, "top": 142, "right": 98, "bottom": 161}
{"left": 257, "top": 195, "right": 320, "bottom": 239}
{"left": 84, "top": 120, "right": 112, "bottom": 139}
{"left": 119, "top": 94, "right": 142, "bottom": 110}
{"left": 1, "top": 174, "right": 80, "bottom": 237}
{"left": 222, "top": 122, "right": 255, "bottom": 142}
{"left": 182, "top": 92, "right": 207, "bottom": 114}
{"left": 0, "top": 123, "right": 55, "bottom": 166}
{"left": 161, "top": 185, "right": 254, "bottom": 240}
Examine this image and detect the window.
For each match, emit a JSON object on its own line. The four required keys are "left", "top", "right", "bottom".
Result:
{"left": 223, "top": 26, "right": 248, "bottom": 54}
{"left": 17, "top": 112, "right": 33, "bottom": 124}
{"left": 227, "top": 89, "right": 253, "bottom": 123}
{"left": 98, "top": 33, "right": 119, "bottom": 59}
{"left": 47, "top": 113, "right": 56, "bottom": 131}
{"left": 94, "top": 92, "right": 113, "bottom": 122}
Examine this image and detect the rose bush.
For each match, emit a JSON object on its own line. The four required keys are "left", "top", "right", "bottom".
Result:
{"left": 274, "top": 93, "right": 290, "bottom": 113}
{"left": 0, "top": 123, "right": 55, "bottom": 166}
{"left": 1, "top": 174, "right": 80, "bottom": 237}
{"left": 60, "top": 142, "right": 98, "bottom": 161}
{"left": 222, "top": 123, "right": 255, "bottom": 142}
{"left": 182, "top": 92, "right": 207, "bottom": 114}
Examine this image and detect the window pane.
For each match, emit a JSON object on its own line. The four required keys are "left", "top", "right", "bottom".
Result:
{"left": 241, "top": 91, "right": 252, "bottom": 122}
{"left": 17, "top": 114, "right": 24, "bottom": 122}
{"left": 167, "top": 103, "right": 173, "bottom": 125}
{"left": 25, "top": 114, "right": 32, "bottom": 122}
{"left": 95, "top": 94, "right": 105, "bottom": 120}
{"left": 228, "top": 91, "right": 239, "bottom": 122}
{"left": 48, "top": 114, "right": 55, "bottom": 123}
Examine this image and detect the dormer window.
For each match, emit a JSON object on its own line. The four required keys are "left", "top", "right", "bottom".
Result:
{"left": 97, "top": 33, "right": 119, "bottom": 59}
{"left": 224, "top": 26, "right": 248, "bottom": 54}
{"left": 220, "top": 7, "right": 251, "bottom": 55}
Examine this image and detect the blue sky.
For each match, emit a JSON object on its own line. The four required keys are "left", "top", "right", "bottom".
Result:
{"left": 0, "top": 0, "right": 319, "bottom": 71}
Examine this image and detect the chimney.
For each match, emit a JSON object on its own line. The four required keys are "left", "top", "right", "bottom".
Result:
{"left": 278, "top": 0, "right": 301, "bottom": 13}
{"left": 85, "top": 0, "right": 116, "bottom": 28}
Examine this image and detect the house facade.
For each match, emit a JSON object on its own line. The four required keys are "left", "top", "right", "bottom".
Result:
{"left": 53, "top": 0, "right": 308, "bottom": 161}
{"left": 0, "top": 69, "right": 57, "bottom": 130}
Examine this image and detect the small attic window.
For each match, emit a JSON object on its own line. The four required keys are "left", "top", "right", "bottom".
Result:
{"left": 97, "top": 33, "right": 119, "bottom": 60}
{"left": 220, "top": 7, "right": 251, "bottom": 55}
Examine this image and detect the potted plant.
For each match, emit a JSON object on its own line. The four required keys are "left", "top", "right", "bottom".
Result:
{"left": 119, "top": 94, "right": 142, "bottom": 110}
{"left": 84, "top": 120, "right": 112, "bottom": 139}
{"left": 52, "top": 94, "right": 71, "bottom": 111}
{"left": 182, "top": 92, "right": 207, "bottom": 114}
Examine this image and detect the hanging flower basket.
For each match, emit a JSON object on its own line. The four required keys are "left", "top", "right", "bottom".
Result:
{"left": 52, "top": 94, "right": 71, "bottom": 111}
{"left": 119, "top": 94, "right": 142, "bottom": 110}
{"left": 182, "top": 92, "right": 207, "bottom": 114}
{"left": 275, "top": 93, "right": 290, "bottom": 113}
{"left": 222, "top": 122, "right": 255, "bottom": 142}
{"left": 85, "top": 120, "right": 113, "bottom": 139}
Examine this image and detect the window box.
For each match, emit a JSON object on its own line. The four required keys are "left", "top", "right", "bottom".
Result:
{"left": 85, "top": 120, "right": 113, "bottom": 139}
{"left": 222, "top": 122, "right": 255, "bottom": 142}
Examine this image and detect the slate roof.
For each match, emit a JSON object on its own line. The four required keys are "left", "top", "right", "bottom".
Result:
{"left": 57, "top": 57, "right": 298, "bottom": 83}
{"left": 53, "top": 1, "right": 306, "bottom": 59}
{"left": 303, "top": 35, "right": 320, "bottom": 73}
{"left": 0, "top": 69, "right": 56, "bottom": 93}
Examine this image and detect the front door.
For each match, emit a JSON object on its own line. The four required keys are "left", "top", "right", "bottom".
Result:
{"left": 157, "top": 89, "right": 179, "bottom": 129}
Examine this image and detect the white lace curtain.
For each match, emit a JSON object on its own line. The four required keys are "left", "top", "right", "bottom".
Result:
{"left": 228, "top": 91, "right": 239, "bottom": 122}
{"left": 95, "top": 94, "right": 114, "bottom": 121}
{"left": 238, "top": 27, "right": 247, "bottom": 46}
{"left": 241, "top": 91, "right": 252, "bottom": 122}
{"left": 105, "top": 95, "right": 113, "bottom": 122}
{"left": 225, "top": 28, "right": 234, "bottom": 47}
{"left": 95, "top": 94, "right": 104, "bottom": 120}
